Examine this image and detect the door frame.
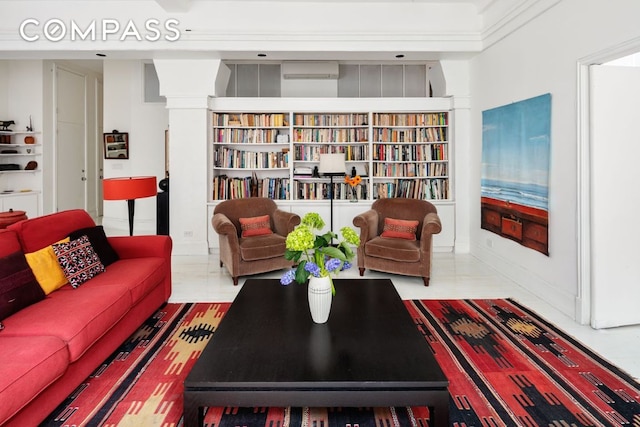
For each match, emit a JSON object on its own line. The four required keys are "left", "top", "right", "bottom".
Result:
{"left": 576, "top": 36, "right": 640, "bottom": 325}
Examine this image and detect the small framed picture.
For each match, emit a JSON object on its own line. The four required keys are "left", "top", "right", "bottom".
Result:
{"left": 104, "top": 131, "right": 129, "bottom": 159}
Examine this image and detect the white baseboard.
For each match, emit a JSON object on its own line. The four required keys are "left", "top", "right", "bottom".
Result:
{"left": 470, "top": 242, "right": 577, "bottom": 321}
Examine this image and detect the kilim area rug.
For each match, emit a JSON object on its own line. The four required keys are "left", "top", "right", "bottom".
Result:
{"left": 40, "top": 300, "right": 640, "bottom": 427}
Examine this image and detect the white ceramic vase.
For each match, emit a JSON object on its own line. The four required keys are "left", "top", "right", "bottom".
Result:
{"left": 308, "top": 276, "right": 332, "bottom": 324}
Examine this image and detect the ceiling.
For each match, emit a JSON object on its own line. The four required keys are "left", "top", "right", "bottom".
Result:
{"left": 1, "top": 0, "right": 546, "bottom": 72}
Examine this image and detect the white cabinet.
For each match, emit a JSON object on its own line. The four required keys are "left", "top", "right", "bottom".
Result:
{"left": 0, "top": 192, "right": 39, "bottom": 219}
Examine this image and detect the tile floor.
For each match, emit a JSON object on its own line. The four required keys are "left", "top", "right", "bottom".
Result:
{"left": 170, "top": 251, "right": 640, "bottom": 382}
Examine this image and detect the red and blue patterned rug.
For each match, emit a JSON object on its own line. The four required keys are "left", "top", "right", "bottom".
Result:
{"left": 41, "top": 300, "right": 639, "bottom": 426}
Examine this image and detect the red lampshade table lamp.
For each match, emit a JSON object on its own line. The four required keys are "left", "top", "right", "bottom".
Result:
{"left": 103, "top": 176, "right": 157, "bottom": 236}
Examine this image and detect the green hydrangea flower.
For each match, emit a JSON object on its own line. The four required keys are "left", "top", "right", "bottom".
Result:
{"left": 301, "top": 212, "right": 325, "bottom": 230}
{"left": 340, "top": 226, "right": 360, "bottom": 246}
{"left": 285, "top": 225, "right": 314, "bottom": 251}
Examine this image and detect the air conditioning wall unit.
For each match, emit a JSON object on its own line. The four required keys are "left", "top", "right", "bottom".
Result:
{"left": 282, "top": 61, "right": 339, "bottom": 79}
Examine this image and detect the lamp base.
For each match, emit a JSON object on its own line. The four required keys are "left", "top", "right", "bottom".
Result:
{"left": 127, "top": 199, "right": 135, "bottom": 236}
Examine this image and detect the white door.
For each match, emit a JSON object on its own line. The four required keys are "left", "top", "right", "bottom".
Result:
{"left": 55, "top": 67, "right": 86, "bottom": 212}
{"left": 590, "top": 64, "right": 640, "bottom": 328}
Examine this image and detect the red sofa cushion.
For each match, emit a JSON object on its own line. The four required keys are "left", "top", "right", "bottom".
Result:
{"left": 82, "top": 257, "right": 167, "bottom": 305}
{"left": 0, "top": 284, "right": 131, "bottom": 362}
{"left": 0, "top": 335, "right": 68, "bottom": 425}
{"left": 8, "top": 209, "right": 96, "bottom": 254}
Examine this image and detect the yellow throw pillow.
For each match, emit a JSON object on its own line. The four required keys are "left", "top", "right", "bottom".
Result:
{"left": 25, "top": 238, "right": 70, "bottom": 295}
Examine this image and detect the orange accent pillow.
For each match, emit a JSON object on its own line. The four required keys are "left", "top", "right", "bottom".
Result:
{"left": 239, "top": 215, "right": 273, "bottom": 237}
{"left": 381, "top": 217, "right": 419, "bottom": 241}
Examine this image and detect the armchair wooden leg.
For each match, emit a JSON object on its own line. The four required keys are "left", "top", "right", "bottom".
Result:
{"left": 423, "top": 277, "right": 430, "bottom": 287}
{"left": 359, "top": 268, "right": 365, "bottom": 276}
{"left": 233, "top": 276, "right": 239, "bottom": 286}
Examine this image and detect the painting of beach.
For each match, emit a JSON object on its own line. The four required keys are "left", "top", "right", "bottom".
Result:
{"left": 481, "top": 93, "right": 551, "bottom": 255}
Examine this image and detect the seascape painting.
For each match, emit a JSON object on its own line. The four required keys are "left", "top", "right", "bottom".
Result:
{"left": 481, "top": 93, "right": 551, "bottom": 255}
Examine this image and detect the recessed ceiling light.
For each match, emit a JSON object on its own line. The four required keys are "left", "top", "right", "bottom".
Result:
{"left": 257, "top": 53, "right": 267, "bottom": 57}
{"left": 395, "top": 54, "right": 405, "bottom": 58}
{"left": 96, "top": 53, "right": 106, "bottom": 57}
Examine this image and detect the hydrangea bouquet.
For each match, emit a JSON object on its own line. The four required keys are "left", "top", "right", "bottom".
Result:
{"left": 280, "top": 212, "right": 360, "bottom": 294}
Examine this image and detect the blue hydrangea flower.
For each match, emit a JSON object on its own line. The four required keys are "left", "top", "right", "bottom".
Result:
{"left": 325, "top": 258, "right": 342, "bottom": 272}
{"left": 341, "top": 261, "right": 352, "bottom": 271}
{"left": 280, "top": 269, "right": 296, "bottom": 285}
{"left": 304, "top": 261, "right": 321, "bottom": 277}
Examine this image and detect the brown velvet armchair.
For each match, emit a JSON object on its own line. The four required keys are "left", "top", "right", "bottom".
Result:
{"left": 352, "top": 198, "right": 442, "bottom": 286}
{"left": 212, "top": 198, "right": 300, "bottom": 286}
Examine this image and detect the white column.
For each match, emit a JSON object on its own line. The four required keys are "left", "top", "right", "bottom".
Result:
{"left": 154, "top": 59, "right": 225, "bottom": 255}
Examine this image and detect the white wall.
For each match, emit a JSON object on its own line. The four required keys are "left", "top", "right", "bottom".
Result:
{"left": 102, "top": 60, "right": 168, "bottom": 235}
{"left": 469, "top": 0, "right": 640, "bottom": 321}
{"left": 0, "top": 60, "right": 44, "bottom": 214}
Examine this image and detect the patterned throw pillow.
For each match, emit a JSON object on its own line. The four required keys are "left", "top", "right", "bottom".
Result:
{"left": 381, "top": 217, "right": 419, "bottom": 241}
{"left": 239, "top": 215, "right": 273, "bottom": 237}
{"left": 52, "top": 235, "right": 105, "bottom": 288}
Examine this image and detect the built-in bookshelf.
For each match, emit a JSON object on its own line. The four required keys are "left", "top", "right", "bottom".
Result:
{"left": 209, "top": 110, "right": 450, "bottom": 203}
{"left": 292, "top": 113, "right": 369, "bottom": 202}
{"left": 372, "top": 112, "right": 449, "bottom": 200}
{"left": 210, "top": 112, "right": 291, "bottom": 200}
{"left": 0, "top": 130, "right": 42, "bottom": 217}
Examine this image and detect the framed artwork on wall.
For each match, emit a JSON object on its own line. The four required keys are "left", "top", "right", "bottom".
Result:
{"left": 104, "top": 131, "right": 129, "bottom": 159}
{"left": 480, "top": 93, "right": 551, "bottom": 255}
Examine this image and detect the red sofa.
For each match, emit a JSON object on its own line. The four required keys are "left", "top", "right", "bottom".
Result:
{"left": 0, "top": 209, "right": 172, "bottom": 426}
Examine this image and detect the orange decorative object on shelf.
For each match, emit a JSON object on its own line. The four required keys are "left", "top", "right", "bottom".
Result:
{"left": 24, "top": 135, "right": 35, "bottom": 144}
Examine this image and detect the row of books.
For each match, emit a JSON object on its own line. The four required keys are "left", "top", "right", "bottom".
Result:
{"left": 293, "top": 144, "right": 368, "bottom": 161}
{"left": 293, "top": 181, "right": 369, "bottom": 200}
{"left": 211, "top": 176, "right": 290, "bottom": 200}
{"left": 212, "top": 113, "right": 288, "bottom": 128}
{"left": 292, "top": 128, "right": 369, "bottom": 143}
{"left": 373, "top": 127, "right": 447, "bottom": 143}
{"left": 213, "top": 129, "right": 287, "bottom": 144}
{"left": 372, "top": 143, "right": 448, "bottom": 161}
{"left": 373, "top": 113, "right": 448, "bottom": 127}
{"left": 211, "top": 112, "right": 447, "bottom": 128}
{"left": 293, "top": 113, "right": 368, "bottom": 127}
{"left": 213, "top": 147, "right": 288, "bottom": 169}
{"left": 374, "top": 179, "right": 449, "bottom": 200}
{"left": 372, "top": 162, "right": 448, "bottom": 178}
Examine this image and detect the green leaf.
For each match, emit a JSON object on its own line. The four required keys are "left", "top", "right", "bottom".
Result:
{"left": 295, "top": 262, "right": 310, "bottom": 284}
{"left": 284, "top": 249, "right": 302, "bottom": 262}
{"left": 320, "top": 246, "right": 347, "bottom": 261}
{"left": 341, "top": 243, "right": 354, "bottom": 259}
{"left": 315, "top": 235, "right": 329, "bottom": 249}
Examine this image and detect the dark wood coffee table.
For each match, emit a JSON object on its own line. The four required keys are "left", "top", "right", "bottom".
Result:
{"left": 183, "top": 278, "right": 449, "bottom": 427}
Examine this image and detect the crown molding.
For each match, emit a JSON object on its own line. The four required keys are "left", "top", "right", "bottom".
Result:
{"left": 481, "top": 0, "right": 562, "bottom": 49}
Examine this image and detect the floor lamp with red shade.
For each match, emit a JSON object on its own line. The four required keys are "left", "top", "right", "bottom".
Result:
{"left": 103, "top": 176, "right": 157, "bottom": 236}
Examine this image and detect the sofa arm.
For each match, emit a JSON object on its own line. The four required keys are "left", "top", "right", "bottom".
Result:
{"left": 420, "top": 212, "right": 442, "bottom": 250}
{"left": 272, "top": 209, "right": 301, "bottom": 236}
{"left": 212, "top": 213, "right": 237, "bottom": 236}
{"left": 353, "top": 209, "right": 379, "bottom": 243}
{"left": 108, "top": 235, "right": 172, "bottom": 260}
{"left": 212, "top": 212, "right": 240, "bottom": 252}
